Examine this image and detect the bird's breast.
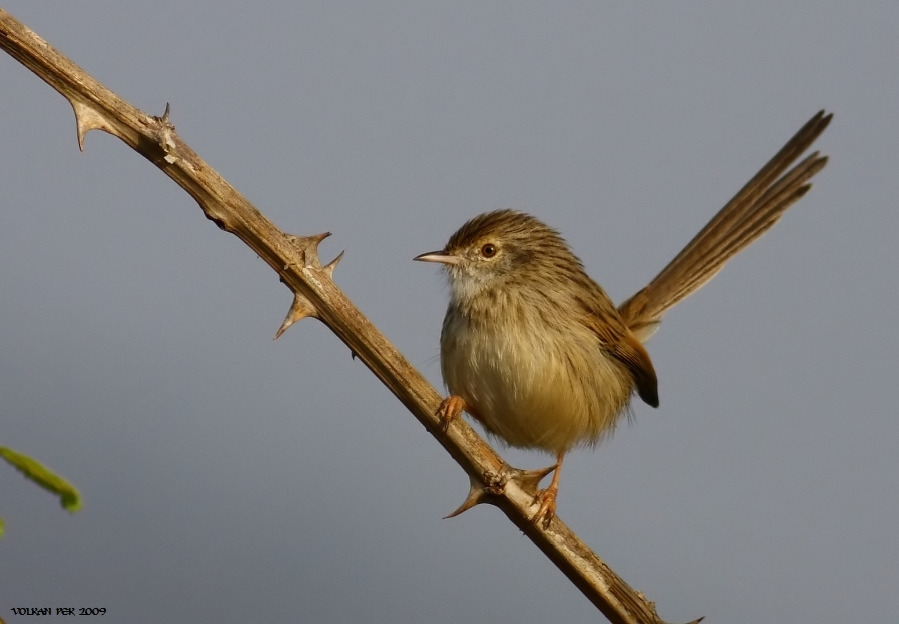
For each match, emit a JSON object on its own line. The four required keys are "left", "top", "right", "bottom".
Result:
{"left": 439, "top": 299, "right": 633, "bottom": 453}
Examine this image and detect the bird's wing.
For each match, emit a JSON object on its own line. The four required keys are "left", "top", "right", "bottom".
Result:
{"left": 581, "top": 308, "right": 659, "bottom": 408}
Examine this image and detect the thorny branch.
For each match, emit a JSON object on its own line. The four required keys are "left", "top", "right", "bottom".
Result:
{"left": 0, "top": 9, "right": 698, "bottom": 624}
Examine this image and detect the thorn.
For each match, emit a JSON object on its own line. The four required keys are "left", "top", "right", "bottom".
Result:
{"left": 350, "top": 350, "right": 358, "bottom": 360}
{"left": 152, "top": 104, "right": 178, "bottom": 164}
{"left": 443, "top": 475, "right": 488, "bottom": 519}
{"left": 443, "top": 470, "right": 507, "bottom": 519}
{"left": 284, "top": 232, "right": 332, "bottom": 269}
{"left": 511, "top": 463, "right": 558, "bottom": 497}
{"left": 310, "top": 231, "right": 332, "bottom": 245}
{"left": 323, "top": 250, "right": 344, "bottom": 278}
{"left": 71, "top": 101, "right": 116, "bottom": 152}
{"left": 273, "top": 293, "right": 317, "bottom": 340}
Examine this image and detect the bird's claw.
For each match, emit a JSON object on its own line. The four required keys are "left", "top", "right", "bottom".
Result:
{"left": 437, "top": 395, "right": 466, "bottom": 432}
{"left": 532, "top": 484, "right": 559, "bottom": 529}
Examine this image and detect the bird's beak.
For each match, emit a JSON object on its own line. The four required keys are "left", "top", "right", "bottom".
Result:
{"left": 413, "top": 250, "right": 461, "bottom": 265}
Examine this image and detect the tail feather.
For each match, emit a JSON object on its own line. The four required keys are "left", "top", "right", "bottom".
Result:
{"left": 619, "top": 111, "right": 832, "bottom": 342}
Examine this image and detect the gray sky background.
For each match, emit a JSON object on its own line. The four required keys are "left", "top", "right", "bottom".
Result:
{"left": 2, "top": 3, "right": 896, "bottom": 623}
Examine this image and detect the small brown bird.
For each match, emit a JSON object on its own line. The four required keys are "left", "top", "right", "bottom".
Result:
{"left": 415, "top": 111, "right": 831, "bottom": 527}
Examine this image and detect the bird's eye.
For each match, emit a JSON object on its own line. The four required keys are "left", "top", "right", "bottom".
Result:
{"left": 480, "top": 243, "right": 497, "bottom": 258}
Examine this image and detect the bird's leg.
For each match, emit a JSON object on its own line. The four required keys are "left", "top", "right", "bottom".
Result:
{"left": 533, "top": 452, "right": 565, "bottom": 529}
{"left": 436, "top": 395, "right": 467, "bottom": 432}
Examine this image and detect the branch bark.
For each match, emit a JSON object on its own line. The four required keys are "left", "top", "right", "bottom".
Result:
{"left": 0, "top": 9, "right": 696, "bottom": 624}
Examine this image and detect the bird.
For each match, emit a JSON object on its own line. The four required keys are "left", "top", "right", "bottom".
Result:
{"left": 414, "top": 111, "right": 831, "bottom": 528}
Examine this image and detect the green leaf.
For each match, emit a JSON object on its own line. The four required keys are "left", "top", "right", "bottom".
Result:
{"left": 0, "top": 447, "right": 82, "bottom": 512}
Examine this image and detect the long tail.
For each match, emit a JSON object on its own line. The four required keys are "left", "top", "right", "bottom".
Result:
{"left": 619, "top": 110, "right": 832, "bottom": 342}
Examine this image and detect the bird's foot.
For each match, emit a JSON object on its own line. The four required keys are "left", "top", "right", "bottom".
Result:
{"left": 532, "top": 482, "right": 559, "bottom": 529}
{"left": 436, "top": 395, "right": 466, "bottom": 432}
